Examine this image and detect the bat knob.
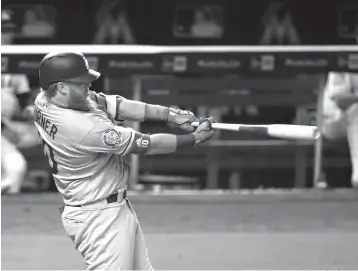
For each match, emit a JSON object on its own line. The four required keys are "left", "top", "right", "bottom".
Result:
{"left": 191, "top": 122, "right": 200, "bottom": 128}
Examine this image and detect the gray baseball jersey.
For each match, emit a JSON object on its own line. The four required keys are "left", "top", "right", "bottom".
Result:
{"left": 34, "top": 91, "right": 146, "bottom": 205}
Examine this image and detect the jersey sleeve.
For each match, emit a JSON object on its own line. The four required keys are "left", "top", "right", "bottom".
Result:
{"left": 77, "top": 120, "right": 138, "bottom": 156}
{"left": 89, "top": 91, "right": 146, "bottom": 122}
{"left": 89, "top": 91, "right": 125, "bottom": 121}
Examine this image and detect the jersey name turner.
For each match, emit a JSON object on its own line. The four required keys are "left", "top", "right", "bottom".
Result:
{"left": 33, "top": 92, "right": 137, "bottom": 206}
{"left": 34, "top": 105, "right": 58, "bottom": 140}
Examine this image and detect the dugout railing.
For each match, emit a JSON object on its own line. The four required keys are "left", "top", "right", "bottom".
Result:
{"left": 2, "top": 45, "right": 357, "bottom": 190}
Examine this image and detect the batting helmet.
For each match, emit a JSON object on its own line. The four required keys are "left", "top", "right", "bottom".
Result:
{"left": 39, "top": 52, "right": 100, "bottom": 90}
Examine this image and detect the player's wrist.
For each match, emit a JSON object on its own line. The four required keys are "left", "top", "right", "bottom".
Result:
{"left": 176, "top": 134, "right": 196, "bottom": 149}
{"left": 191, "top": 132, "right": 208, "bottom": 146}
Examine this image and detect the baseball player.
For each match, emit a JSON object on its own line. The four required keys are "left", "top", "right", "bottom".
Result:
{"left": 33, "top": 52, "right": 216, "bottom": 270}
{"left": 1, "top": 73, "right": 37, "bottom": 194}
{"left": 321, "top": 71, "right": 358, "bottom": 188}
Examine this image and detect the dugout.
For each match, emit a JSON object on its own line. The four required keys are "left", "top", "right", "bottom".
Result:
{"left": 105, "top": 74, "right": 322, "bottom": 189}
{"left": 98, "top": 45, "right": 356, "bottom": 189}
{"left": 1, "top": 45, "right": 356, "bottom": 190}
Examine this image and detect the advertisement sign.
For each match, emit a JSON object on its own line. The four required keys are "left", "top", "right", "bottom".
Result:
{"left": 161, "top": 55, "right": 188, "bottom": 73}
{"left": 190, "top": 53, "right": 243, "bottom": 74}
{"left": 250, "top": 54, "right": 275, "bottom": 72}
{"left": 338, "top": 53, "right": 358, "bottom": 71}
{"left": 106, "top": 55, "right": 160, "bottom": 76}
{"left": 1, "top": 50, "right": 357, "bottom": 75}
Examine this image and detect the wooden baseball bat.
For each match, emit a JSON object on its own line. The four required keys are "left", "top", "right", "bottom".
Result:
{"left": 191, "top": 122, "right": 320, "bottom": 141}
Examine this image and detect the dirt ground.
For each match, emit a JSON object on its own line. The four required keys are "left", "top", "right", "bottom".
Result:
{"left": 2, "top": 189, "right": 358, "bottom": 270}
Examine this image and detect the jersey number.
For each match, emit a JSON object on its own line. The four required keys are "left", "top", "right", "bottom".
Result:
{"left": 41, "top": 140, "right": 58, "bottom": 174}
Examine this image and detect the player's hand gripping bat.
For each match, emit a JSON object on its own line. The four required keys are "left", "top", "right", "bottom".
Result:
{"left": 191, "top": 122, "right": 320, "bottom": 141}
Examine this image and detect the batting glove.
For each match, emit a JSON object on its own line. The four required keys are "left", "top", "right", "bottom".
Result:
{"left": 167, "top": 108, "right": 199, "bottom": 132}
{"left": 192, "top": 117, "right": 216, "bottom": 146}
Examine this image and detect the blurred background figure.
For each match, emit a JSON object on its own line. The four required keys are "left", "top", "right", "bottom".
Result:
{"left": 93, "top": 0, "right": 136, "bottom": 44}
{"left": 1, "top": 74, "right": 40, "bottom": 194}
{"left": 21, "top": 6, "right": 55, "bottom": 38}
{"left": 1, "top": 8, "right": 16, "bottom": 44}
{"left": 260, "top": 1, "right": 300, "bottom": 45}
{"left": 1, "top": 32, "right": 15, "bottom": 45}
{"left": 2, "top": 5, "right": 56, "bottom": 44}
{"left": 190, "top": 7, "right": 223, "bottom": 38}
{"left": 320, "top": 72, "right": 358, "bottom": 188}
{"left": 173, "top": 5, "right": 224, "bottom": 40}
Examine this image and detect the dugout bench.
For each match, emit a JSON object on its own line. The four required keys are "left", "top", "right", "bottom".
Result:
{"left": 105, "top": 73, "right": 325, "bottom": 189}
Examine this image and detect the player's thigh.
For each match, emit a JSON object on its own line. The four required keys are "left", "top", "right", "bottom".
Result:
{"left": 126, "top": 200, "right": 153, "bottom": 270}
{"left": 61, "top": 206, "right": 87, "bottom": 246}
{"left": 134, "top": 222, "right": 153, "bottom": 270}
{"left": 64, "top": 203, "right": 138, "bottom": 270}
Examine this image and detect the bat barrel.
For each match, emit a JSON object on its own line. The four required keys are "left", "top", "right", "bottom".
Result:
{"left": 267, "top": 125, "right": 320, "bottom": 141}
{"left": 191, "top": 122, "right": 319, "bottom": 141}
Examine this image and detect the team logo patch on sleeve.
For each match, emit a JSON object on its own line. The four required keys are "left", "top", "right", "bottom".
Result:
{"left": 102, "top": 128, "right": 122, "bottom": 148}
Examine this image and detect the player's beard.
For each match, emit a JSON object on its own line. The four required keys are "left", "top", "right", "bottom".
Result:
{"left": 85, "top": 96, "right": 101, "bottom": 112}
{"left": 68, "top": 89, "right": 95, "bottom": 111}
{"left": 69, "top": 89, "right": 113, "bottom": 120}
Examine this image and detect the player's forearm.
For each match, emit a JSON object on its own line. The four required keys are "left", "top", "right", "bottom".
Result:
{"left": 144, "top": 103, "right": 170, "bottom": 121}
{"left": 117, "top": 99, "right": 169, "bottom": 122}
{"left": 146, "top": 134, "right": 195, "bottom": 155}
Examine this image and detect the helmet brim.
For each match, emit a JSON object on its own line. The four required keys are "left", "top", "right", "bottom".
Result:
{"left": 68, "top": 69, "right": 101, "bottom": 84}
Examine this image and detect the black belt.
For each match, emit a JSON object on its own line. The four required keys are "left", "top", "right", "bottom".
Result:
{"left": 67, "top": 190, "right": 127, "bottom": 208}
